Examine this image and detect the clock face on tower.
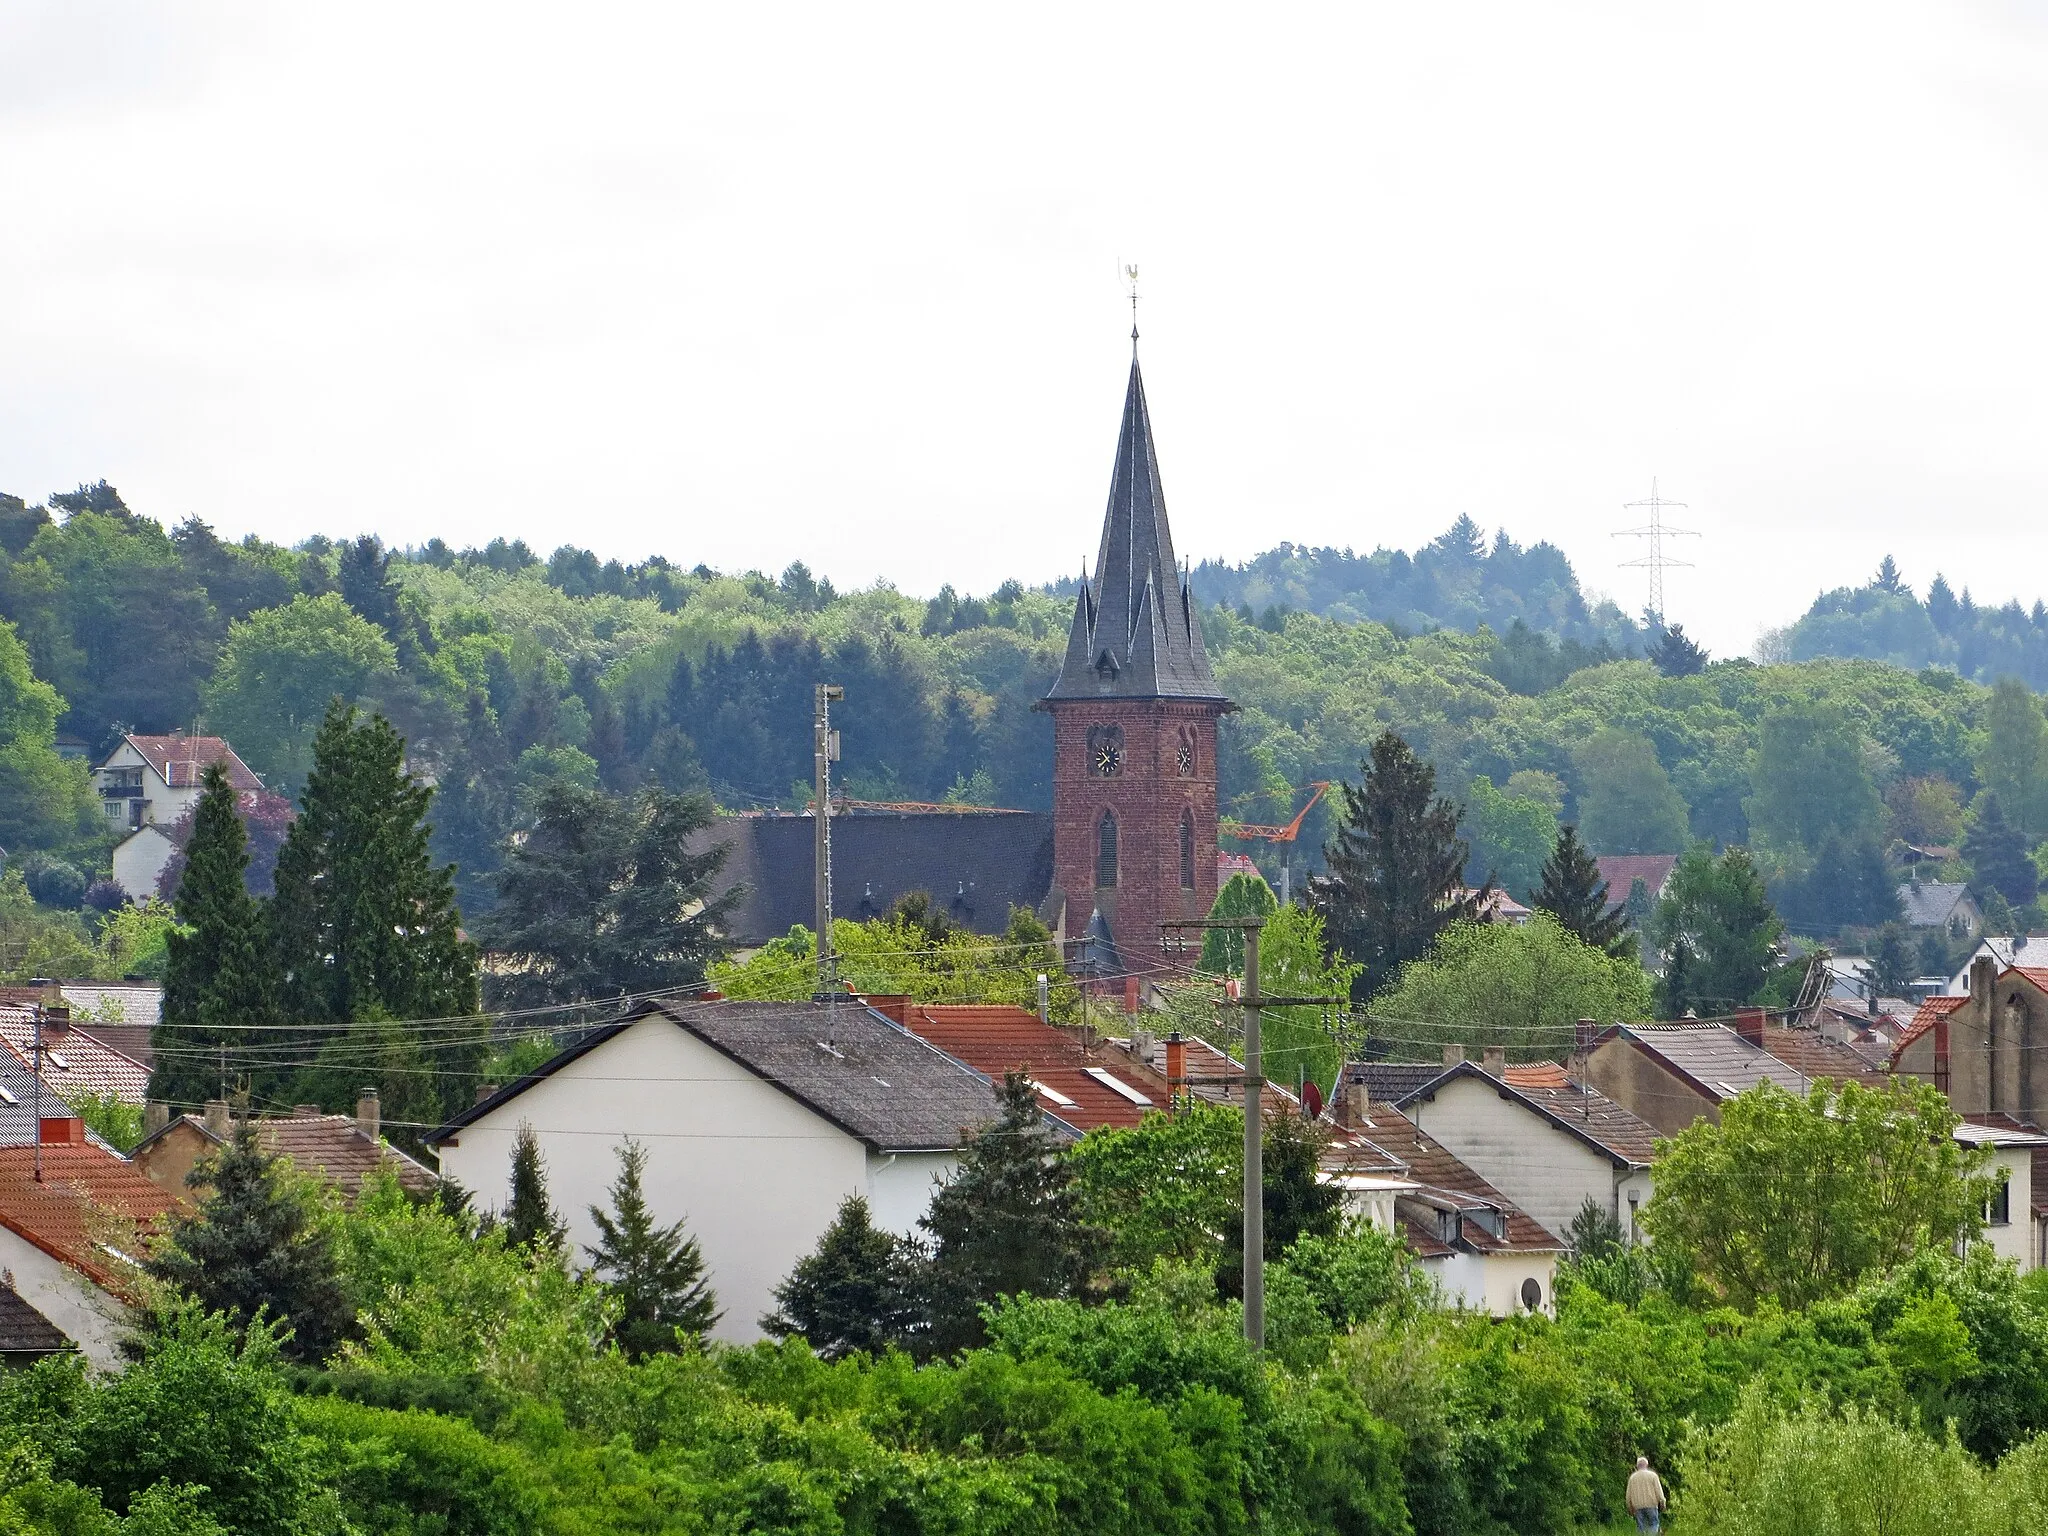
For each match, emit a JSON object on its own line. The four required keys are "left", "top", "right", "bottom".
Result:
{"left": 1086, "top": 723, "right": 1124, "bottom": 777}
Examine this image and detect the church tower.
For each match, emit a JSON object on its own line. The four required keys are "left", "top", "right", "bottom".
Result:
{"left": 1039, "top": 352, "right": 1232, "bottom": 975}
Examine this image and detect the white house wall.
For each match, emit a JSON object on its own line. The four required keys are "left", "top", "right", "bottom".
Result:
{"left": 865, "top": 1151, "right": 955, "bottom": 1238}
{"left": 111, "top": 828, "right": 177, "bottom": 903}
{"left": 0, "top": 1227, "right": 127, "bottom": 1369}
{"left": 1400, "top": 1075, "right": 1627, "bottom": 1244}
{"left": 437, "top": 1016, "right": 879, "bottom": 1343}
{"left": 1983, "top": 1147, "right": 2037, "bottom": 1272}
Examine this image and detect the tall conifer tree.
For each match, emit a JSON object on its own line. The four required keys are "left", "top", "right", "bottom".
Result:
{"left": 504, "top": 1123, "right": 566, "bottom": 1253}
{"left": 154, "top": 763, "right": 273, "bottom": 1108}
{"left": 586, "top": 1139, "right": 719, "bottom": 1357}
{"left": 1531, "top": 825, "right": 1634, "bottom": 959}
{"left": 762, "top": 1194, "right": 919, "bottom": 1358}
{"left": 1310, "top": 729, "right": 1486, "bottom": 997}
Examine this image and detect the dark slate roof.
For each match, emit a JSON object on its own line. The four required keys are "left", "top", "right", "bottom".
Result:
{"left": 1345, "top": 1061, "right": 1451, "bottom": 1103}
{"left": 0, "top": 1286, "right": 69, "bottom": 1356}
{"left": 1898, "top": 880, "right": 1971, "bottom": 929}
{"left": 430, "top": 999, "right": 1027, "bottom": 1154}
{"left": 1043, "top": 357, "right": 1226, "bottom": 703}
{"left": 698, "top": 808, "right": 1054, "bottom": 946}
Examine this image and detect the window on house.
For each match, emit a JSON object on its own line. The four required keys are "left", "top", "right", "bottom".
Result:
{"left": 1096, "top": 811, "right": 1118, "bottom": 888}
{"left": 1989, "top": 1175, "right": 2012, "bottom": 1227}
{"left": 1179, "top": 812, "right": 1196, "bottom": 889}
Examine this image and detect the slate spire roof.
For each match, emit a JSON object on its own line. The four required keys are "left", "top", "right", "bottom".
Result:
{"left": 1044, "top": 356, "right": 1226, "bottom": 702}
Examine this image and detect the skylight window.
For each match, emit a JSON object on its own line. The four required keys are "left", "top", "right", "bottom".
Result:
{"left": 46, "top": 1053, "right": 68, "bottom": 1072}
{"left": 0, "top": 1085, "right": 15, "bottom": 1106}
{"left": 1032, "top": 1080, "right": 1079, "bottom": 1108}
{"left": 1083, "top": 1067, "right": 1153, "bottom": 1106}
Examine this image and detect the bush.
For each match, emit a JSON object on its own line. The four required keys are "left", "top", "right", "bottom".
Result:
{"left": 295, "top": 1394, "right": 548, "bottom": 1536}
{"left": 20, "top": 853, "right": 86, "bottom": 910}
{"left": 81, "top": 878, "right": 128, "bottom": 913}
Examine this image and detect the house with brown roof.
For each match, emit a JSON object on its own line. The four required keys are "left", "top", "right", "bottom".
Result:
{"left": 95, "top": 732, "right": 264, "bottom": 900}
{"left": 1580, "top": 1011, "right": 1887, "bottom": 1138}
{"left": 0, "top": 1003, "right": 149, "bottom": 1108}
{"left": 1392, "top": 1058, "right": 1660, "bottom": 1248}
{"left": 1595, "top": 855, "right": 1678, "bottom": 909}
{"left": 0, "top": 1136, "right": 176, "bottom": 1368}
{"left": 1339, "top": 1101, "right": 1565, "bottom": 1315}
{"left": 1894, "top": 956, "right": 2048, "bottom": 1133}
{"left": 863, "top": 998, "right": 1165, "bottom": 1131}
{"left": 131, "top": 1093, "right": 436, "bottom": 1202}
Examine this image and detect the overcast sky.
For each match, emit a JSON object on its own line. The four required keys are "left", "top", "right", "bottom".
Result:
{"left": 5, "top": 3, "right": 2048, "bottom": 658}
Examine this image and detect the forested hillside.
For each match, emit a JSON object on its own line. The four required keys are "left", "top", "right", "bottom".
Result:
{"left": 4, "top": 483, "right": 2045, "bottom": 940}
{"left": 1778, "top": 554, "right": 2048, "bottom": 689}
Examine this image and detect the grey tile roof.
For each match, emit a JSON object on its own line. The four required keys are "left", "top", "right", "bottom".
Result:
{"left": 1043, "top": 358, "right": 1226, "bottom": 703}
{"left": 1898, "top": 881, "right": 1970, "bottom": 929}
{"left": 1345, "top": 1061, "right": 1452, "bottom": 1103}
{"left": 1615, "top": 1024, "right": 1808, "bottom": 1099}
{"left": 0, "top": 1286, "right": 70, "bottom": 1356}
{"left": 698, "top": 809, "right": 1054, "bottom": 947}
{"left": 1395, "top": 1060, "right": 1662, "bottom": 1167}
{"left": 432, "top": 999, "right": 1024, "bottom": 1155}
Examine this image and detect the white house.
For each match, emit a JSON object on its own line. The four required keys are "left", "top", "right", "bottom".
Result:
{"left": 427, "top": 998, "right": 1017, "bottom": 1343}
{"left": 1955, "top": 1118, "right": 2048, "bottom": 1273}
{"left": 1393, "top": 1061, "right": 1659, "bottom": 1248}
{"left": 109, "top": 825, "right": 179, "bottom": 907}
{"left": 94, "top": 733, "right": 262, "bottom": 836}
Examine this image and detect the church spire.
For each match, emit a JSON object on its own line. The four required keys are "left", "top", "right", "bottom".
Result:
{"left": 1044, "top": 356, "right": 1224, "bottom": 702}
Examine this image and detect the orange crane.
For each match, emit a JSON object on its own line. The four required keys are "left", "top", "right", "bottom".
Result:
{"left": 1220, "top": 782, "right": 1332, "bottom": 905}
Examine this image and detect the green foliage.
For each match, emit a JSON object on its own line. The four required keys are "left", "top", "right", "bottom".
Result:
{"left": 1965, "top": 792, "right": 2039, "bottom": 908}
{"left": 1746, "top": 698, "right": 1885, "bottom": 857}
{"left": 921, "top": 1072, "right": 1102, "bottom": 1354}
{"left": 68, "top": 1089, "right": 145, "bottom": 1153}
{"left": 1977, "top": 676, "right": 2048, "bottom": 837}
{"left": 1643, "top": 1079, "right": 1990, "bottom": 1311}
{"left": 295, "top": 1393, "right": 546, "bottom": 1536}
{"left": 1652, "top": 846, "right": 1785, "bottom": 1016}
{"left": 479, "top": 782, "right": 740, "bottom": 1007}
{"left": 200, "top": 593, "right": 398, "bottom": 792}
{"left": 1532, "top": 824, "right": 1634, "bottom": 958}
{"left": 146, "top": 1124, "right": 356, "bottom": 1363}
{"left": 584, "top": 1138, "right": 721, "bottom": 1358}
{"left": 1253, "top": 903, "right": 1361, "bottom": 1105}
{"left": 1463, "top": 773, "right": 1560, "bottom": 901}
{"left": 0, "top": 619, "right": 97, "bottom": 854}
{"left": 502, "top": 1123, "right": 565, "bottom": 1253}
{"left": 1368, "top": 913, "right": 1656, "bottom": 1060}
{"left": 1312, "top": 729, "right": 1488, "bottom": 998}
{"left": 155, "top": 762, "right": 273, "bottom": 1109}
{"left": 1572, "top": 729, "right": 1690, "bottom": 856}
{"left": 1069, "top": 1102, "right": 1243, "bottom": 1276}
{"left": 1199, "top": 871, "right": 1278, "bottom": 975}
{"left": 763, "top": 1194, "right": 922, "bottom": 1358}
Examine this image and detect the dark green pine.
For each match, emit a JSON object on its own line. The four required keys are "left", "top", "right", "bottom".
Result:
{"left": 762, "top": 1194, "right": 919, "bottom": 1358}
{"left": 1532, "top": 824, "right": 1635, "bottom": 959}
{"left": 585, "top": 1139, "right": 720, "bottom": 1358}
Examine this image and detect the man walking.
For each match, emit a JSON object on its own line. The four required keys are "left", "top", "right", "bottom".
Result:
{"left": 1626, "top": 1455, "right": 1668, "bottom": 1532}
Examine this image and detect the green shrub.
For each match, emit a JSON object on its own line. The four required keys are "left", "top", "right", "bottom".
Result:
{"left": 295, "top": 1395, "right": 547, "bottom": 1536}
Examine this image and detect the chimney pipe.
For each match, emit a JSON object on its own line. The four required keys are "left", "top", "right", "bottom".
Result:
{"left": 143, "top": 1100, "right": 169, "bottom": 1136}
{"left": 1481, "top": 1045, "right": 1505, "bottom": 1078}
{"left": 1734, "top": 1007, "right": 1767, "bottom": 1047}
{"left": 1972, "top": 954, "right": 1998, "bottom": 1003}
{"left": 1123, "top": 976, "right": 1140, "bottom": 1015}
{"left": 356, "top": 1087, "right": 380, "bottom": 1142}
{"left": 40, "top": 1004, "right": 68, "bottom": 1038}
{"left": 1165, "top": 1031, "right": 1187, "bottom": 1108}
{"left": 1442, "top": 1043, "right": 1466, "bottom": 1067}
{"left": 202, "top": 1099, "right": 231, "bottom": 1138}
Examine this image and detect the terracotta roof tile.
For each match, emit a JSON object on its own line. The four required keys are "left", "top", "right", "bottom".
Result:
{"left": 117, "top": 735, "right": 262, "bottom": 791}
{"left": 1892, "top": 992, "right": 1968, "bottom": 1060}
{"left": 1760, "top": 1025, "right": 1891, "bottom": 1089}
{"left": 0, "top": 1145, "right": 176, "bottom": 1296}
{"left": 1503, "top": 1062, "right": 1572, "bottom": 1089}
{"left": 144, "top": 1112, "right": 439, "bottom": 1198}
{"left": 872, "top": 1001, "right": 1163, "bottom": 1131}
{"left": 1353, "top": 1103, "right": 1563, "bottom": 1253}
{"left": 0, "top": 1008, "right": 149, "bottom": 1105}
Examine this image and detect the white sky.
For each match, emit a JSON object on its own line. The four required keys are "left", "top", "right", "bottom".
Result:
{"left": 6, "top": 2, "right": 2048, "bottom": 658}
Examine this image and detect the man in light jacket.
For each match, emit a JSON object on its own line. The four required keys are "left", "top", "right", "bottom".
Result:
{"left": 1626, "top": 1455, "right": 1668, "bottom": 1532}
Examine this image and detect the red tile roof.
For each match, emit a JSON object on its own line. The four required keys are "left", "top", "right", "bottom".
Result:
{"left": 1503, "top": 1062, "right": 1572, "bottom": 1089}
{"left": 1891, "top": 993, "right": 1969, "bottom": 1062}
{"left": 1354, "top": 1102, "right": 1564, "bottom": 1254}
{"left": 1594, "top": 855, "right": 1679, "bottom": 903}
{"left": 0, "top": 1145, "right": 176, "bottom": 1296}
{"left": 118, "top": 734, "right": 263, "bottom": 791}
{"left": 0, "top": 1009, "right": 149, "bottom": 1105}
{"left": 868, "top": 1000, "right": 1164, "bottom": 1131}
{"left": 139, "top": 1112, "right": 439, "bottom": 1198}
{"left": 1760, "top": 1024, "right": 1891, "bottom": 1089}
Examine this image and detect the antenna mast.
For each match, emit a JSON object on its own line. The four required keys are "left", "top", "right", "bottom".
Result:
{"left": 1612, "top": 478, "right": 1699, "bottom": 623}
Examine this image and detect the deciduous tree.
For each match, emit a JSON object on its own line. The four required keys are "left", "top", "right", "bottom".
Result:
{"left": 1573, "top": 729, "right": 1690, "bottom": 856}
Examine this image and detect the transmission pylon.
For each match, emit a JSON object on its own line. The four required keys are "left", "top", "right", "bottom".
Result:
{"left": 1612, "top": 479, "right": 1699, "bottom": 623}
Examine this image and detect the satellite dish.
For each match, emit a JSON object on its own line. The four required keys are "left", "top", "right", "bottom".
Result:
{"left": 1301, "top": 1080, "right": 1325, "bottom": 1120}
{"left": 1520, "top": 1276, "right": 1543, "bottom": 1312}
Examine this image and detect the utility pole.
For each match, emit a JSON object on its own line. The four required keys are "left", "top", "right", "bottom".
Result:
{"left": 813, "top": 684, "right": 844, "bottom": 999}
{"left": 1612, "top": 478, "right": 1700, "bottom": 624}
{"left": 1239, "top": 920, "right": 1263, "bottom": 1347}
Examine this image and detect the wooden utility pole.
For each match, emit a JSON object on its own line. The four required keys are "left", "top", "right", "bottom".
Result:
{"left": 1238, "top": 921, "right": 1263, "bottom": 1346}
{"left": 813, "top": 684, "right": 844, "bottom": 999}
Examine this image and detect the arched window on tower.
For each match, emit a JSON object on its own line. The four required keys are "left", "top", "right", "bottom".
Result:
{"left": 1096, "top": 811, "right": 1118, "bottom": 888}
{"left": 1180, "top": 812, "right": 1196, "bottom": 889}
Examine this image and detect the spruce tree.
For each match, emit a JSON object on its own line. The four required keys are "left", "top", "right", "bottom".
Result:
{"left": 154, "top": 763, "right": 274, "bottom": 1109}
{"left": 504, "top": 1123, "right": 566, "bottom": 1252}
{"left": 585, "top": 1139, "right": 719, "bottom": 1357}
{"left": 1310, "top": 729, "right": 1487, "bottom": 997}
{"left": 1964, "top": 792, "right": 2039, "bottom": 908}
{"left": 1650, "top": 625, "right": 1708, "bottom": 678}
{"left": 1531, "top": 824, "right": 1633, "bottom": 959}
{"left": 271, "top": 702, "right": 478, "bottom": 1029}
{"left": 145, "top": 1123, "right": 354, "bottom": 1363}
{"left": 919, "top": 1072, "right": 1101, "bottom": 1355}
{"left": 762, "top": 1194, "right": 919, "bottom": 1357}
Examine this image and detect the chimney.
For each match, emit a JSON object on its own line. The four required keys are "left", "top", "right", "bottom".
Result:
{"left": 1442, "top": 1043, "right": 1466, "bottom": 1067}
{"left": 292, "top": 1103, "right": 320, "bottom": 1118}
{"left": 143, "top": 1100, "right": 169, "bottom": 1136}
{"left": 40, "top": 1003, "right": 68, "bottom": 1039}
{"left": 1972, "top": 954, "right": 1998, "bottom": 1004}
{"left": 1123, "top": 976, "right": 1140, "bottom": 1015}
{"left": 1734, "top": 1007, "right": 1766, "bottom": 1047}
{"left": 1164, "top": 1032, "right": 1187, "bottom": 1106}
{"left": 1481, "top": 1045, "right": 1505, "bottom": 1078}
{"left": 1575, "top": 1018, "right": 1597, "bottom": 1050}
{"left": 474, "top": 1082, "right": 499, "bottom": 1105}
{"left": 862, "top": 995, "right": 914, "bottom": 1026}
{"left": 37, "top": 1116, "right": 84, "bottom": 1147}
{"left": 356, "top": 1087, "right": 380, "bottom": 1142}
{"left": 1130, "top": 1025, "right": 1156, "bottom": 1063}
{"left": 202, "top": 1099, "right": 231, "bottom": 1138}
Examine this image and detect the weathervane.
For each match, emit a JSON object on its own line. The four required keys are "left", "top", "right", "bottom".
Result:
{"left": 1126, "top": 263, "right": 1140, "bottom": 350}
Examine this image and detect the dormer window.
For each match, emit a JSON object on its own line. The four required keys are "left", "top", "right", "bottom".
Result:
{"left": 1094, "top": 649, "right": 1119, "bottom": 683}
